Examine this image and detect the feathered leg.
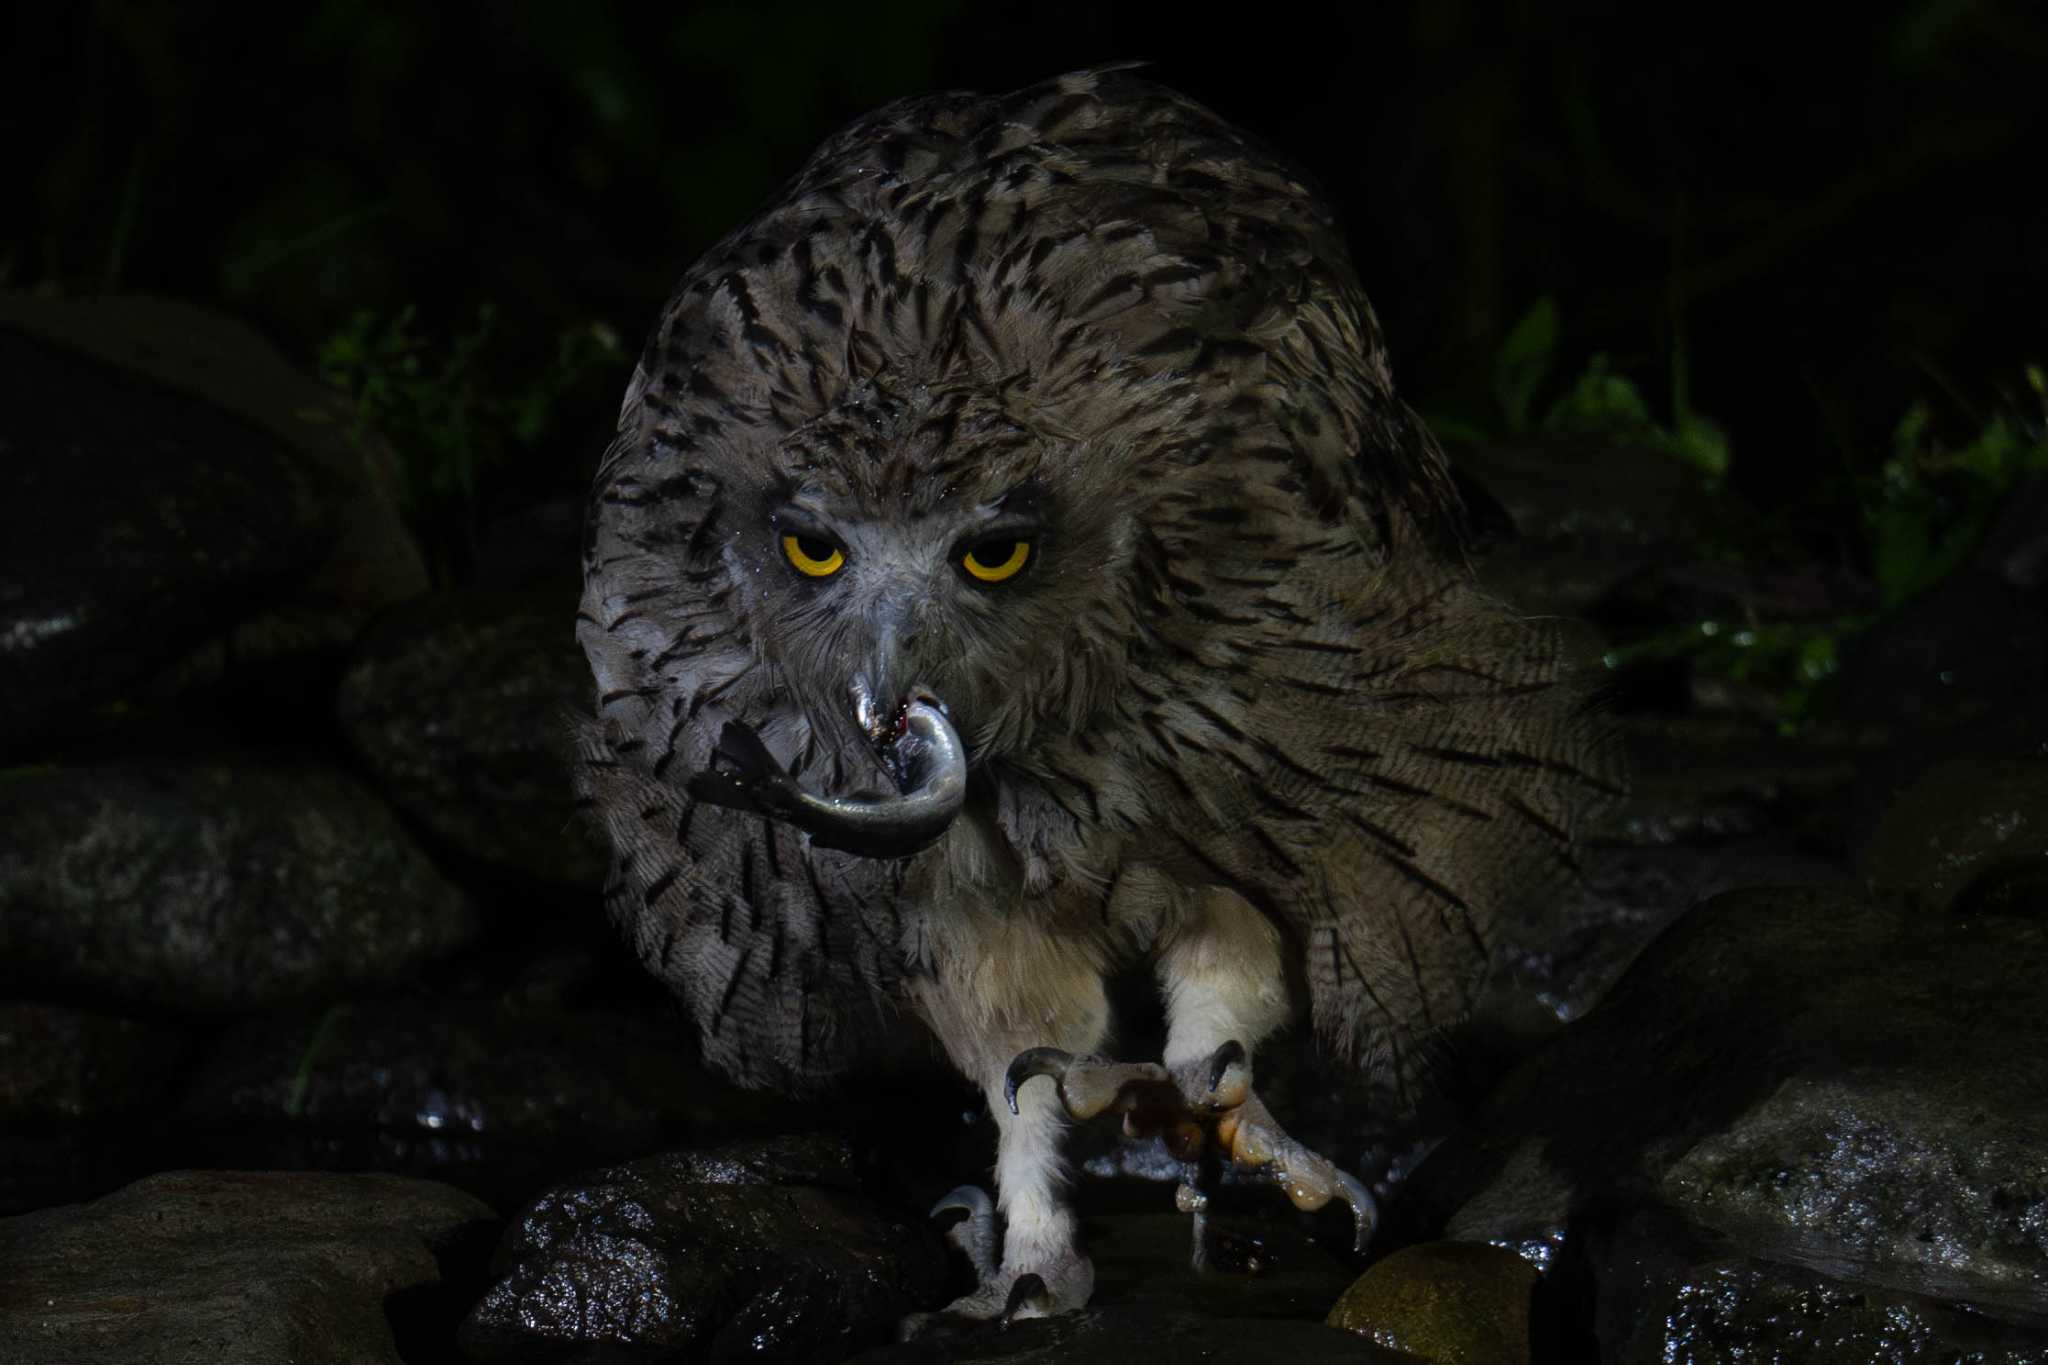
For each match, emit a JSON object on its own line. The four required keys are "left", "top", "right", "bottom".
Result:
{"left": 1005, "top": 889, "right": 1376, "bottom": 1262}
{"left": 908, "top": 916, "right": 1111, "bottom": 1321}
{"left": 1156, "top": 890, "right": 1376, "bottom": 1254}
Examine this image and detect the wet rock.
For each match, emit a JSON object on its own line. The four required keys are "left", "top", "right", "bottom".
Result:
{"left": 1836, "top": 569, "right": 2046, "bottom": 733}
{"left": 863, "top": 1310, "right": 1414, "bottom": 1363}
{"left": 0, "top": 1168, "right": 496, "bottom": 1365}
{"left": 1590, "top": 1209, "right": 2048, "bottom": 1364}
{"left": 1406, "top": 885, "right": 2048, "bottom": 1326}
{"left": 460, "top": 1133, "right": 949, "bottom": 1362}
{"left": 337, "top": 590, "right": 607, "bottom": 888}
{"left": 0, "top": 295, "right": 430, "bottom": 756}
{"left": 869, "top": 1208, "right": 1398, "bottom": 1364}
{"left": 0, "top": 327, "right": 327, "bottom": 754}
{"left": 0, "top": 1002, "right": 193, "bottom": 1214}
{"left": 1496, "top": 713, "right": 1855, "bottom": 1029}
{"left": 1862, "top": 757, "right": 2048, "bottom": 914}
{"left": 178, "top": 989, "right": 806, "bottom": 1207}
{"left": 0, "top": 760, "right": 475, "bottom": 1011}
{"left": 0, "top": 1002, "right": 192, "bottom": 1121}
{"left": 1325, "top": 1241, "right": 1537, "bottom": 1364}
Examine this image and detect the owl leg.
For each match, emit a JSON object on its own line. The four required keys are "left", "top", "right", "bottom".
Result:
{"left": 906, "top": 945, "right": 1111, "bottom": 1323}
{"left": 1156, "top": 890, "right": 1378, "bottom": 1260}
{"left": 1177, "top": 1041, "right": 1378, "bottom": 1254}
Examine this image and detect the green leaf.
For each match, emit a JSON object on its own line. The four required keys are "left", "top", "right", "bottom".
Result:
{"left": 1668, "top": 412, "right": 1731, "bottom": 479}
{"left": 1493, "top": 296, "right": 1559, "bottom": 433}
{"left": 1542, "top": 353, "right": 1656, "bottom": 432}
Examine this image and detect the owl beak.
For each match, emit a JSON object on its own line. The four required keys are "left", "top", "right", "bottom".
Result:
{"left": 850, "top": 672, "right": 894, "bottom": 745}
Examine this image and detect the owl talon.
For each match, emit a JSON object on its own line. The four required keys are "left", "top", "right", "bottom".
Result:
{"left": 1003, "top": 1046, "right": 1074, "bottom": 1115}
{"left": 999, "top": 1272, "right": 1049, "bottom": 1324}
{"left": 1201, "top": 1038, "right": 1246, "bottom": 1100}
{"left": 930, "top": 1183, "right": 999, "bottom": 1280}
{"left": 1003, "top": 1046, "right": 1173, "bottom": 1120}
{"left": 1217, "top": 1091, "right": 1378, "bottom": 1256}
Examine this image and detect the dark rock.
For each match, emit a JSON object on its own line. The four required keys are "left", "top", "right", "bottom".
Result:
{"left": 1836, "top": 568, "right": 2046, "bottom": 732}
{"left": 337, "top": 590, "right": 607, "bottom": 888}
{"left": 0, "top": 1133, "right": 151, "bottom": 1220}
{"left": 860, "top": 1310, "right": 1412, "bottom": 1363}
{"left": 0, "top": 1002, "right": 192, "bottom": 1121}
{"left": 460, "top": 1133, "right": 950, "bottom": 1362}
{"left": 0, "top": 1001, "right": 193, "bottom": 1213}
{"left": 0, "top": 296, "right": 428, "bottom": 756}
{"left": 0, "top": 760, "right": 475, "bottom": 1011}
{"left": 0, "top": 328, "right": 326, "bottom": 753}
{"left": 1405, "top": 885, "right": 2048, "bottom": 1326}
{"left": 1325, "top": 1241, "right": 1537, "bottom": 1364}
{"left": 1589, "top": 1209, "right": 2048, "bottom": 1364}
{"left": 0, "top": 1169, "right": 496, "bottom": 1365}
{"left": 178, "top": 989, "right": 807, "bottom": 1207}
{"left": 1451, "top": 437, "right": 1719, "bottom": 621}
{"left": 870, "top": 1208, "right": 1397, "bottom": 1364}
{"left": 1498, "top": 714, "right": 1855, "bottom": 1029}
{"left": 1863, "top": 757, "right": 2048, "bottom": 915}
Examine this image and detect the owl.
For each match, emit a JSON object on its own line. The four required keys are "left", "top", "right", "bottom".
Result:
{"left": 576, "top": 67, "right": 1620, "bottom": 1319}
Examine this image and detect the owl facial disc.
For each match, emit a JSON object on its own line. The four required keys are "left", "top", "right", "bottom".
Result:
{"left": 685, "top": 692, "right": 967, "bottom": 859}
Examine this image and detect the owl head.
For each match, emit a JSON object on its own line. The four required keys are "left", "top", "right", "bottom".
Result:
{"left": 578, "top": 69, "right": 1459, "bottom": 858}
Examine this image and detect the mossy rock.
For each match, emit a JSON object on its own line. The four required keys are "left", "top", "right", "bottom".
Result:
{"left": 1326, "top": 1241, "right": 1537, "bottom": 1364}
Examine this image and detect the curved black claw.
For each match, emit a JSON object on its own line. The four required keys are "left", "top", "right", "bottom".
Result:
{"left": 999, "top": 1273, "right": 1049, "bottom": 1326}
{"left": 931, "top": 1183, "right": 998, "bottom": 1280}
{"left": 1003, "top": 1046, "right": 1074, "bottom": 1115}
{"left": 1203, "top": 1039, "right": 1247, "bottom": 1096}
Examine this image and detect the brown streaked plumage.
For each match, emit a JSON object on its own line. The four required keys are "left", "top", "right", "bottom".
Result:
{"left": 576, "top": 66, "right": 1621, "bottom": 1317}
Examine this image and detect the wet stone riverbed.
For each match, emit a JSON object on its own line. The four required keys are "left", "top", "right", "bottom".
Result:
{"left": 3, "top": 300, "right": 2045, "bottom": 1362}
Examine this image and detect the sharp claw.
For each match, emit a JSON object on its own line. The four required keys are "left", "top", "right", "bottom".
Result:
{"left": 931, "top": 1183, "right": 999, "bottom": 1280}
{"left": 999, "top": 1272, "right": 1048, "bottom": 1325}
{"left": 1003, "top": 1046, "right": 1074, "bottom": 1115}
{"left": 1203, "top": 1038, "right": 1246, "bottom": 1095}
{"left": 1334, "top": 1167, "right": 1379, "bottom": 1256}
{"left": 929, "top": 1182, "right": 993, "bottom": 1222}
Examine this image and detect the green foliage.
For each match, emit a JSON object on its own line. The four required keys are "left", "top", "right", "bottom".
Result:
{"left": 1492, "top": 295, "right": 1560, "bottom": 433}
{"left": 1457, "top": 300, "right": 2041, "bottom": 732}
{"left": 1603, "top": 617, "right": 1865, "bottom": 732}
{"left": 1862, "top": 365, "right": 2048, "bottom": 608}
{"left": 1620, "top": 366, "right": 2043, "bottom": 731}
{"left": 317, "top": 305, "right": 626, "bottom": 582}
{"left": 1451, "top": 296, "right": 1732, "bottom": 480}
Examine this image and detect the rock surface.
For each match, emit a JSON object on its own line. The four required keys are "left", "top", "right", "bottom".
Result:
{"left": 178, "top": 989, "right": 805, "bottom": 1206}
{"left": 0, "top": 1169, "right": 496, "bottom": 1365}
{"left": 1862, "top": 756, "right": 2048, "bottom": 913}
{"left": 461, "top": 1133, "right": 951, "bottom": 1362}
{"left": 1589, "top": 1209, "right": 2048, "bottom": 1364}
{"left": 1406, "top": 884, "right": 2048, "bottom": 1328}
{"left": 0, "top": 1002, "right": 192, "bottom": 1121}
{"left": 0, "top": 328, "right": 326, "bottom": 752}
{"left": 0, "top": 760, "right": 475, "bottom": 1010}
{"left": 1325, "top": 1241, "right": 1537, "bottom": 1364}
{"left": 337, "top": 590, "right": 606, "bottom": 888}
{"left": 868, "top": 1206, "right": 1401, "bottom": 1364}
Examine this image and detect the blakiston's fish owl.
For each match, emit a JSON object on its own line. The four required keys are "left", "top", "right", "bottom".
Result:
{"left": 577, "top": 67, "right": 1620, "bottom": 1317}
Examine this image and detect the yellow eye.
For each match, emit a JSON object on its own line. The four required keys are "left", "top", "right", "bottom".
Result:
{"left": 962, "top": 537, "right": 1030, "bottom": 583}
{"left": 782, "top": 533, "right": 845, "bottom": 578}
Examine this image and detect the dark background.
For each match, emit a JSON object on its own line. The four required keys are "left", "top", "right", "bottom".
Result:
{"left": 8, "top": 0, "right": 2043, "bottom": 539}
